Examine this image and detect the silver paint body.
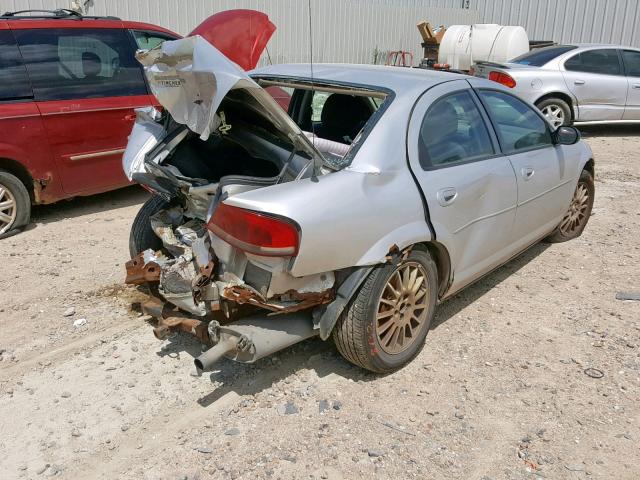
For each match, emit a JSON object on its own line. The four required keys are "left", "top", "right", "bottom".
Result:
{"left": 473, "top": 44, "right": 640, "bottom": 122}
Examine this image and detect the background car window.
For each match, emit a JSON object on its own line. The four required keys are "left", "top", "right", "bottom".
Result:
{"left": 132, "top": 30, "right": 175, "bottom": 50}
{"left": 311, "top": 91, "right": 330, "bottom": 122}
{"left": 479, "top": 90, "right": 552, "bottom": 154}
{"left": 564, "top": 49, "right": 621, "bottom": 75}
{"left": 622, "top": 50, "right": 640, "bottom": 76}
{"left": 510, "top": 45, "right": 577, "bottom": 66}
{"left": 419, "top": 90, "right": 494, "bottom": 168}
{"left": 0, "top": 30, "right": 32, "bottom": 101}
{"left": 14, "top": 28, "right": 147, "bottom": 101}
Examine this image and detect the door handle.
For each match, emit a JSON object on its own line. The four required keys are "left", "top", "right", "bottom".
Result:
{"left": 437, "top": 187, "right": 458, "bottom": 206}
{"left": 574, "top": 80, "right": 585, "bottom": 85}
{"left": 521, "top": 167, "right": 535, "bottom": 181}
{"left": 633, "top": 83, "right": 640, "bottom": 89}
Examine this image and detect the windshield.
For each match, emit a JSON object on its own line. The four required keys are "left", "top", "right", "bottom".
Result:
{"left": 510, "top": 45, "right": 577, "bottom": 66}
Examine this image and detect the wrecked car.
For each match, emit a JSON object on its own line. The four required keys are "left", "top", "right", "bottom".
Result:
{"left": 123, "top": 35, "right": 595, "bottom": 374}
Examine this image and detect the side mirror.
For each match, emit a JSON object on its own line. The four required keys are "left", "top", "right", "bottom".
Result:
{"left": 554, "top": 126, "right": 580, "bottom": 145}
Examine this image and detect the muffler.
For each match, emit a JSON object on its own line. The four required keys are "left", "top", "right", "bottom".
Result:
{"left": 194, "top": 311, "right": 317, "bottom": 372}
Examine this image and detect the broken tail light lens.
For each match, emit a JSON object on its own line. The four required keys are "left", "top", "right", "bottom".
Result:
{"left": 488, "top": 71, "right": 516, "bottom": 88}
{"left": 207, "top": 203, "right": 299, "bottom": 257}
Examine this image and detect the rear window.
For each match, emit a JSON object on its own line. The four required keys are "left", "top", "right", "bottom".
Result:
{"left": 510, "top": 45, "right": 578, "bottom": 66}
{"left": 0, "top": 30, "right": 32, "bottom": 101}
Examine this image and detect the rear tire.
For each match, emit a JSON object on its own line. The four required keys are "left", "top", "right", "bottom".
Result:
{"left": 129, "top": 195, "right": 168, "bottom": 258}
{"left": 332, "top": 248, "right": 438, "bottom": 373}
{"left": 546, "top": 170, "right": 594, "bottom": 243}
{"left": 536, "top": 97, "right": 572, "bottom": 128}
{"left": 0, "top": 170, "right": 30, "bottom": 239}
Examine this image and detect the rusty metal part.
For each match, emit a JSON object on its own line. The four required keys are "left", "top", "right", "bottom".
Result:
{"left": 192, "top": 259, "right": 215, "bottom": 303}
{"left": 221, "top": 284, "right": 334, "bottom": 314}
{"left": 153, "top": 315, "right": 210, "bottom": 343}
{"left": 32, "top": 175, "right": 52, "bottom": 204}
{"left": 125, "top": 252, "right": 161, "bottom": 285}
{"left": 141, "top": 297, "right": 166, "bottom": 318}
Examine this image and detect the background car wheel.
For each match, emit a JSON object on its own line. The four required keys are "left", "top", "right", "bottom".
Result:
{"left": 0, "top": 170, "right": 30, "bottom": 239}
{"left": 546, "top": 169, "right": 594, "bottom": 243}
{"left": 129, "top": 195, "right": 168, "bottom": 258}
{"left": 332, "top": 248, "right": 438, "bottom": 373}
{"left": 536, "top": 97, "right": 572, "bottom": 128}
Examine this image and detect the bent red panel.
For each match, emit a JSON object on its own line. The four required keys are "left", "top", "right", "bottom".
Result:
{"left": 189, "top": 9, "right": 275, "bottom": 70}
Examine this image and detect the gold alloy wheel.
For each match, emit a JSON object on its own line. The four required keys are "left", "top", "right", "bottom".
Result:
{"left": 559, "top": 182, "right": 590, "bottom": 236}
{"left": 375, "top": 261, "right": 429, "bottom": 355}
{"left": 0, "top": 183, "right": 17, "bottom": 235}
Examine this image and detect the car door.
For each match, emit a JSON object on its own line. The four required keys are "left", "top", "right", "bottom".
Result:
{"left": 475, "top": 87, "right": 578, "bottom": 250}
{"left": 561, "top": 48, "right": 627, "bottom": 121}
{"left": 407, "top": 80, "right": 518, "bottom": 294}
{"left": 13, "top": 27, "right": 154, "bottom": 195}
{"left": 621, "top": 49, "right": 640, "bottom": 120}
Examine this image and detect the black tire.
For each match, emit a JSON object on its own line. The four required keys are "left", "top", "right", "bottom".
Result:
{"left": 546, "top": 170, "right": 594, "bottom": 243}
{"left": 129, "top": 195, "right": 168, "bottom": 258}
{"left": 536, "top": 97, "right": 572, "bottom": 127}
{"left": 332, "top": 248, "right": 438, "bottom": 373}
{"left": 0, "top": 170, "right": 31, "bottom": 239}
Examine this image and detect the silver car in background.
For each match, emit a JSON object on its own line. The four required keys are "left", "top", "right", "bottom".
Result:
{"left": 124, "top": 36, "right": 595, "bottom": 376}
{"left": 473, "top": 44, "right": 640, "bottom": 127}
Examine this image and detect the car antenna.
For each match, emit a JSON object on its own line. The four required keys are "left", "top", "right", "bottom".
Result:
{"left": 307, "top": 0, "right": 316, "bottom": 144}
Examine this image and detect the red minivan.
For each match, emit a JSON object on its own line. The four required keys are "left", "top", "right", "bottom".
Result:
{"left": 0, "top": 8, "right": 279, "bottom": 237}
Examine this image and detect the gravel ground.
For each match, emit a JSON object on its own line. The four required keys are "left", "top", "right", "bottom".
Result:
{"left": 0, "top": 124, "right": 638, "bottom": 480}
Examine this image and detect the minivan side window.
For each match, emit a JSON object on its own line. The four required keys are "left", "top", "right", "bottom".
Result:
{"left": 132, "top": 30, "right": 176, "bottom": 50}
{"left": 0, "top": 30, "right": 32, "bottom": 101}
{"left": 622, "top": 50, "right": 640, "bottom": 77}
{"left": 14, "top": 28, "right": 147, "bottom": 101}
{"left": 419, "top": 90, "right": 494, "bottom": 168}
{"left": 564, "top": 49, "right": 622, "bottom": 75}
{"left": 479, "top": 90, "right": 553, "bottom": 154}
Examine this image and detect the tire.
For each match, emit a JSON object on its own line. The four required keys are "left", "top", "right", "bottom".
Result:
{"left": 536, "top": 97, "right": 572, "bottom": 128}
{"left": 546, "top": 170, "right": 594, "bottom": 243}
{"left": 332, "top": 248, "right": 438, "bottom": 373}
{"left": 0, "top": 170, "right": 31, "bottom": 239}
{"left": 129, "top": 195, "right": 168, "bottom": 258}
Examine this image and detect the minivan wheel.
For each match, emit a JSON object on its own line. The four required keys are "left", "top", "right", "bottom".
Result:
{"left": 332, "top": 248, "right": 437, "bottom": 373}
{"left": 537, "top": 97, "right": 571, "bottom": 128}
{"left": 129, "top": 195, "right": 168, "bottom": 258}
{"left": 0, "top": 170, "right": 30, "bottom": 239}
{"left": 546, "top": 170, "right": 594, "bottom": 243}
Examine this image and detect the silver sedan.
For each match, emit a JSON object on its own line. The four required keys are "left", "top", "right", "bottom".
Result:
{"left": 473, "top": 44, "right": 640, "bottom": 127}
{"left": 124, "top": 36, "right": 595, "bottom": 375}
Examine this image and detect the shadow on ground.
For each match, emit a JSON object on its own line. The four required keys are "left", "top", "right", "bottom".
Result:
{"left": 577, "top": 123, "right": 640, "bottom": 138}
{"left": 155, "top": 241, "right": 552, "bottom": 407}
{"left": 30, "top": 185, "right": 149, "bottom": 225}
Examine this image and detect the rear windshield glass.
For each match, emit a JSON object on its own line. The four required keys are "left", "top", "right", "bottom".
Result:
{"left": 510, "top": 45, "right": 578, "bottom": 66}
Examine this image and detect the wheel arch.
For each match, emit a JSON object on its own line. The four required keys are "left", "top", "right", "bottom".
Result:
{"left": 582, "top": 158, "right": 595, "bottom": 177}
{"left": 0, "top": 157, "right": 34, "bottom": 202}
{"left": 534, "top": 92, "right": 575, "bottom": 122}
{"left": 414, "top": 241, "right": 451, "bottom": 299}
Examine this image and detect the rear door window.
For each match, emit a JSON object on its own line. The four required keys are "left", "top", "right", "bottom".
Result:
{"left": 479, "top": 90, "right": 553, "bottom": 154}
{"left": 622, "top": 50, "right": 640, "bottom": 77}
{"left": 0, "top": 30, "right": 32, "bottom": 101}
{"left": 14, "top": 28, "right": 147, "bottom": 101}
{"left": 564, "top": 49, "right": 622, "bottom": 75}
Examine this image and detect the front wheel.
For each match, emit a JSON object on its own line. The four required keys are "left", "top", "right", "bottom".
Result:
{"left": 0, "top": 170, "right": 30, "bottom": 239}
{"left": 332, "top": 248, "right": 438, "bottom": 373}
{"left": 546, "top": 169, "right": 594, "bottom": 243}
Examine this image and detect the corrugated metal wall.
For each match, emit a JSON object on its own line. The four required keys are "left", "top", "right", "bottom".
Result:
{"left": 0, "top": 0, "right": 478, "bottom": 64}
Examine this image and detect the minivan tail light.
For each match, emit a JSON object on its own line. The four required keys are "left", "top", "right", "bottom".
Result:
{"left": 207, "top": 203, "right": 299, "bottom": 257}
{"left": 488, "top": 71, "right": 516, "bottom": 88}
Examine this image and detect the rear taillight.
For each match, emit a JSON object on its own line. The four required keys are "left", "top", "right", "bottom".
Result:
{"left": 207, "top": 203, "right": 299, "bottom": 257}
{"left": 488, "top": 71, "right": 516, "bottom": 88}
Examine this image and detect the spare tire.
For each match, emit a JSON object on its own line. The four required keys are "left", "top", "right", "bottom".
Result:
{"left": 129, "top": 195, "right": 168, "bottom": 258}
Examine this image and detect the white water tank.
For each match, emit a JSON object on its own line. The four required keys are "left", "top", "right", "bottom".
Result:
{"left": 438, "top": 24, "right": 529, "bottom": 71}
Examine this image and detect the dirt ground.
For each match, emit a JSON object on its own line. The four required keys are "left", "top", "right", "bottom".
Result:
{"left": 0, "top": 124, "right": 639, "bottom": 480}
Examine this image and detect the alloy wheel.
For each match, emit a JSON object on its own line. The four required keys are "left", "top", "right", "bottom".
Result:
{"left": 0, "top": 183, "right": 17, "bottom": 235}
{"left": 375, "top": 261, "right": 430, "bottom": 355}
{"left": 559, "top": 182, "right": 590, "bottom": 236}
{"left": 541, "top": 104, "right": 565, "bottom": 128}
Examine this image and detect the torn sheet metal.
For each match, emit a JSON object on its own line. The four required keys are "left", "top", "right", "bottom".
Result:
{"left": 221, "top": 283, "right": 334, "bottom": 315}
{"left": 122, "top": 107, "right": 165, "bottom": 180}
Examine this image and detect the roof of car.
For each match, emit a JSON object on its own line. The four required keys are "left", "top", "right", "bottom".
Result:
{"left": 251, "top": 63, "right": 468, "bottom": 93}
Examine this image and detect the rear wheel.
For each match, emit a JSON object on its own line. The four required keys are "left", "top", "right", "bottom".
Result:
{"left": 547, "top": 169, "right": 594, "bottom": 243}
{"left": 536, "top": 97, "right": 572, "bottom": 128}
{"left": 0, "top": 170, "right": 30, "bottom": 239}
{"left": 332, "top": 248, "right": 437, "bottom": 373}
{"left": 129, "top": 195, "right": 168, "bottom": 258}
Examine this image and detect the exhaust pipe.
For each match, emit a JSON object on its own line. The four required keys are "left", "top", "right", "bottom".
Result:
{"left": 194, "top": 311, "right": 317, "bottom": 372}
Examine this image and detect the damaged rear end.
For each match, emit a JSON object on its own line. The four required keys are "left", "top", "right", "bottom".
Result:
{"left": 123, "top": 36, "right": 370, "bottom": 372}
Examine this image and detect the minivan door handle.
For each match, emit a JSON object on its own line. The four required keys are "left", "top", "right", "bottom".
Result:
{"left": 574, "top": 80, "right": 585, "bottom": 85}
{"left": 437, "top": 187, "right": 458, "bottom": 206}
{"left": 632, "top": 83, "right": 640, "bottom": 89}
{"left": 521, "top": 167, "right": 535, "bottom": 181}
